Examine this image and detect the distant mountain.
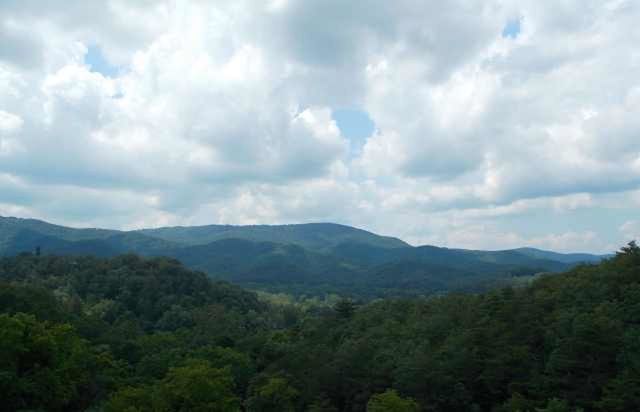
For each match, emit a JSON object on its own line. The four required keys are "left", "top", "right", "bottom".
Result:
{"left": 331, "top": 243, "right": 572, "bottom": 270}
{"left": 0, "top": 216, "right": 116, "bottom": 245}
{"left": 0, "top": 216, "right": 609, "bottom": 298}
{"left": 511, "top": 247, "right": 609, "bottom": 264}
{"left": 137, "top": 222, "right": 409, "bottom": 251}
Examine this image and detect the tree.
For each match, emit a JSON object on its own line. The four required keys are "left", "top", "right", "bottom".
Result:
{"left": 500, "top": 392, "right": 533, "bottom": 412}
{"left": 191, "top": 345, "right": 256, "bottom": 395}
{"left": 0, "top": 313, "right": 105, "bottom": 411}
{"left": 613, "top": 240, "right": 640, "bottom": 267}
{"left": 598, "top": 370, "right": 640, "bottom": 412}
{"left": 246, "top": 376, "right": 299, "bottom": 412}
{"left": 108, "top": 359, "right": 241, "bottom": 412}
{"left": 157, "top": 359, "right": 240, "bottom": 412}
{"left": 535, "top": 398, "right": 576, "bottom": 412}
{"left": 104, "top": 386, "right": 153, "bottom": 412}
{"left": 367, "top": 389, "right": 419, "bottom": 412}
{"left": 307, "top": 396, "right": 339, "bottom": 412}
{"left": 334, "top": 298, "right": 356, "bottom": 319}
{"left": 618, "top": 240, "right": 639, "bottom": 256}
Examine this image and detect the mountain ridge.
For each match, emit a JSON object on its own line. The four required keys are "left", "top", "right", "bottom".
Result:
{"left": 137, "top": 221, "right": 409, "bottom": 251}
{"left": 0, "top": 215, "right": 609, "bottom": 257}
{"left": 0, "top": 216, "right": 609, "bottom": 298}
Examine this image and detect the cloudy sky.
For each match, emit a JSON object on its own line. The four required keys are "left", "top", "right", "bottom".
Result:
{"left": 1, "top": 0, "right": 639, "bottom": 253}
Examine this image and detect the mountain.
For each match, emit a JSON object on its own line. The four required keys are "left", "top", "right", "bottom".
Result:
{"left": 331, "top": 243, "right": 571, "bottom": 271}
{"left": 0, "top": 221, "right": 179, "bottom": 257}
{"left": 512, "top": 246, "right": 609, "bottom": 263}
{"left": 0, "top": 216, "right": 608, "bottom": 298}
{"left": 137, "top": 222, "right": 409, "bottom": 251}
{"left": 0, "top": 216, "right": 116, "bottom": 246}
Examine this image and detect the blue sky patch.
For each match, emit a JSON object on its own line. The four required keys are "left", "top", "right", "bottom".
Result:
{"left": 502, "top": 18, "right": 521, "bottom": 39}
{"left": 332, "top": 108, "right": 375, "bottom": 155}
{"left": 84, "top": 45, "right": 120, "bottom": 77}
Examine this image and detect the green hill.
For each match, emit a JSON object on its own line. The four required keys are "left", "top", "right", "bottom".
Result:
{"left": 512, "top": 246, "right": 609, "bottom": 263}
{"left": 137, "top": 222, "right": 409, "bottom": 251}
{"left": 0, "top": 242, "right": 638, "bottom": 411}
{"left": 0, "top": 216, "right": 608, "bottom": 298}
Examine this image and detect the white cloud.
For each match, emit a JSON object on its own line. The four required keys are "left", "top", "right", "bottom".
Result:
{"left": 0, "top": 0, "right": 638, "bottom": 253}
{"left": 0, "top": 110, "right": 22, "bottom": 132}
{"left": 620, "top": 220, "right": 640, "bottom": 243}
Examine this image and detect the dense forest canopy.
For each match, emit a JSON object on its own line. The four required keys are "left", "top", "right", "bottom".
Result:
{"left": 0, "top": 243, "right": 638, "bottom": 411}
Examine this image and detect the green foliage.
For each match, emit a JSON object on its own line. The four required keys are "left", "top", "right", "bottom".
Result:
{"left": 0, "top": 254, "right": 269, "bottom": 409}
{"left": 535, "top": 398, "right": 577, "bottom": 412}
{"left": 156, "top": 360, "right": 240, "bottom": 411}
{"left": 139, "top": 221, "right": 409, "bottom": 250}
{"left": 0, "top": 281, "right": 66, "bottom": 321}
{"left": 367, "top": 389, "right": 420, "bottom": 411}
{"left": 104, "top": 385, "right": 154, "bottom": 412}
{"left": 501, "top": 392, "right": 534, "bottom": 412}
{"left": 190, "top": 345, "right": 255, "bottom": 394}
{"left": 0, "top": 313, "right": 117, "bottom": 411}
{"left": 1, "top": 216, "right": 602, "bottom": 300}
{"left": 334, "top": 297, "right": 356, "bottom": 319}
{"left": 246, "top": 376, "right": 299, "bottom": 412}
{"left": 307, "top": 396, "right": 339, "bottom": 412}
{"left": 106, "top": 361, "right": 241, "bottom": 412}
{"left": 254, "top": 243, "right": 640, "bottom": 411}
{"left": 0, "top": 244, "right": 638, "bottom": 411}
{"left": 597, "top": 369, "right": 640, "bottom": 411}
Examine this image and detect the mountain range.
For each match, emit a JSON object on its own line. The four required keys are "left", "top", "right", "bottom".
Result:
{"left": 0, "top": 216, "right": 607, "bottom": 298}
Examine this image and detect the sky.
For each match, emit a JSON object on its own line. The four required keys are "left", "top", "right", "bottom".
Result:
{"left": 0, "top": 0, "right": 639, "bottom": 253}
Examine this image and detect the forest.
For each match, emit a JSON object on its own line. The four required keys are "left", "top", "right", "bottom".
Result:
{"left": 0, "top": 217, "right": 604, "bottom": 299}
{"left": 1, "top": 242, "right": 639, "bottom": 411}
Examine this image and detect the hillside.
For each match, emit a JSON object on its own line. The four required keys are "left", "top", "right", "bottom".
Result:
{"left": 1, "top": 243, "right": 638, "bottom": 410}
{"left": 0, "top": 216, "right": 117, "bottom": 246}
{"left": 512, "top": 247, "right": 609, "bottom": 263}
{"left": 0, "top": 216, "right": 607, "bottom": 298}
{"left": 137, "top": 222, "right": 409, "bottom": 251}
{"left": 258, "top": 242, "right": 640, "bottom": 411}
